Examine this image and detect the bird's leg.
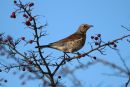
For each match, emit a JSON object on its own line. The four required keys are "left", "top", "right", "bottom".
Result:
{"left": 64, "top": 52, "right": 71, "bottom": 58}
{"left": 73, "top": 52, "right": 81, "bottom": 56}
{"left": 72, "top": 52, "right": 82, "bottom": 63}
{"left": 63, "top": 52, "right": 71, "bottom": 61}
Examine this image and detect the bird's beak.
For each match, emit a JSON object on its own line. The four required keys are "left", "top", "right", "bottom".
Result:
{"left": 89, "top": 25, "right": 94, "bottom": 27}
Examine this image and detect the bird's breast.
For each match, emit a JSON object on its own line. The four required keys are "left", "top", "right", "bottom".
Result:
{"left": 65, "top": 37, "right": 86, "bottom": 53}
{"left": 50, "top": 34, "right": 86, "bottom": 53}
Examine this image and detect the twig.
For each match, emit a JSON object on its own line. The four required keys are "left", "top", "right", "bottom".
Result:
{"left": 96, "top": 58, "right": 127, "bottom": 74}
{"left": 70, "top": 34, "right": 130, "bottom": 60}
{"left": 116, "top": 50, "right": 130, "bottom": 72}
{"left": 125, "top": 75, "right": 130, "bottom": 87}
{"left": 121, "top": 25, "right": 130, "bottom": 31}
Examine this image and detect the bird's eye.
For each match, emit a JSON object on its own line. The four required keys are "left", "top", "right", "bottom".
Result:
{"left": 83, "top": 25, "right": 87, "bottom": 28}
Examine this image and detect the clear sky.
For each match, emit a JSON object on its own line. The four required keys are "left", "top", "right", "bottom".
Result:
{"left": 0, "top": 0, "right": 130, "bottom": 87}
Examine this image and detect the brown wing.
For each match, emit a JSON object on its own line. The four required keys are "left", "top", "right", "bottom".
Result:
{"left": 49, "top": 33, "right": 85, "bottom": 46}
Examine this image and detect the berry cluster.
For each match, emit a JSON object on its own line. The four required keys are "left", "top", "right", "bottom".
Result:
{"left": 91, "top": 34, "right": 117, "bottom": 48}
{"left": 10, "top": 0, "right": 34, "bottom": 26}
{"left": 21, "top": 37, "right": 34, "bottom": 44}
{"left": 109, "top": 41, "right": 117, "bottom": 48}
{"left": 91, "top": 34, "right": 101, "bottom": 46}
{"left": 0, "top": 78, "right": 8, "bottom": 83}
{"left": 0, "top": 34, "right": 13, "bottom": 44}
{"left": 10, "top": 12, "right": 16, "bottom": 18}
{"left": 23, "top": 14, "right": 33, "bottom": 26}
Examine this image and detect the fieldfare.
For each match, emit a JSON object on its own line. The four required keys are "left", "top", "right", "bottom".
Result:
{"left": 35, "top": 24, "right": 93, "bottom": 53}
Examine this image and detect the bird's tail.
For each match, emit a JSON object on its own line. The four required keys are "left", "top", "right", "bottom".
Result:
{"left": 35, "top": 45, "right": 50, "bottom": 49}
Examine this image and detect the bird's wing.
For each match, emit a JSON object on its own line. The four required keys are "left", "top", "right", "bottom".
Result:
{"left": 49, "top": 33, "right": 85, "bottom": 46}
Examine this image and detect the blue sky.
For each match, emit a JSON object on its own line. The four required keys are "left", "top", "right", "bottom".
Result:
{"left": 0, "top": 0, "right": 130, "bottom": 87}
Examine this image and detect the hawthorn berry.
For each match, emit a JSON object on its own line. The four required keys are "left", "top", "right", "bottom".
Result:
{"left": 4, "top": 80, "right": 7, "bottom": 83}
{"left": 25, "top": 21, "right": 31, "bottom": 26}
{"left": 29, "top": 40, "right": 33, "bottom": 44}
{"left": 29, "top": 3, "right": 34, "bottom": 7}
{"left": 94, "top": 37, "right": 98, "bottom": 40}
{"left": 93, "top": 56, "right": 96, "bottom": 60}
{"left": 14, "top": 0, "right": 17, "bottom": 4}
{"left": 29, "top": 17, "right": 33, "bottom": 21}
{"left": 97, "top": 34, "right": 101, "bottom": 37}
{"left": 10, "top": 12, "right": 16, "bottom": 18}
{"left": 58, "top": 76, "right": 61, "bottom": 79}
{"left": 95, "top": 42, "right": 99, "bottom": 45}
{"left": 91, "top": 36, "right": 94, "bottom": 39}
{"left": 23, "top": 14, "right": 28, "bottom": 18}
{"left": 22, "top": 67, "right": 26, "bottom": 71}
{"left": 113, "top": 44, "right": 117, "bottom": 48}
{"left": 21, "top": 37, "right": 25, "bottom": 40}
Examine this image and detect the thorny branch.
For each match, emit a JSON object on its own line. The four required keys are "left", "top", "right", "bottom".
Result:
{"left": 67, "top": 34, "right": 130, "bottom": 60}
{"left": 126, "top": 75, "right": 130, "bottom": 87}
{"left": 121, "top": 25, "right": 130, "bottom": 31}
{"left": 0, "top": 0, "right": 130, "bottom": 87}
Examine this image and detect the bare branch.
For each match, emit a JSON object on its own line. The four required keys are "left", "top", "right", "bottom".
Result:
{"left": 121, "top": 25, "right": 130, "bottom": 31}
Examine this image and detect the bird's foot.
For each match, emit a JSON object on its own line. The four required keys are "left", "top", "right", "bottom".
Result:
{"left": 73, "top": 52, "right": 81, "bottom": 56}
{"left": 63, "top": 52, "right": 72, "bottom": 61}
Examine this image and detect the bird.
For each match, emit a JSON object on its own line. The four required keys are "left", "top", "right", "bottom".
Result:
{"left": 35, "top": 24, "right": 93, "bottom": 53}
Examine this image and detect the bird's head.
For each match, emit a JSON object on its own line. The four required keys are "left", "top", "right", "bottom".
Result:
{"left": 76, "top": 24, "right": 93, "bottom": 34}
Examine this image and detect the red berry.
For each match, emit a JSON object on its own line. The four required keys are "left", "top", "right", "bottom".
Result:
{"left": 4, "top": 80, "right": 7, "bottom": 83}
{"left": 21, "top": 37, "right": 25, "bottom": 40}
{"left": 93, "top": 56, "right": 96, "bottom": 60}
{"left": 0, "top": 69, "right": 2, "bottom": 72}
{"left": 29, "top": 17, "right": 33, "bottom": 21}
{"left": 29, "top": 3, "right": 34, "bottom": 7}
{"left": 29, "top": 40, "right": 33, "bottom": 44}
{"left": 110, "top": 42, "right": 115, "bottom": 45}
{"left": 28, "top": 61, "right": 33, "bottom": 64}
{"left": 23, "top": 14, "right": 28, "bottom": 18}
{"left": 113, "top": 44, "right": 117, "bottom": 48}
{"left": 22, "top": 67, "right": 25, "bottom": 71}
{"left": 91, "top": 36, "right": 94, "bottom": 39}
{"left": 14, "top": 0, "right": 17, "bottom": 4}
{"left": 0, "top": 34, "right": 2, "bottom": 37}
{"left": 95, "top": 42, "right": 99, "bottom": 45}
{"left": 58, "top": 76, "right": 61, "bottom": 79}
{"left": 10, "top": 12, "right": 16, "bottom": 18}
{"left": 94, "top": 37, "right": 98, "bottom": 40}
{"left": 25, "top": 21, "right": 31, "bottom": 26}
{"left": 97, "top": 34, "right": 101, "bottom": 37}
